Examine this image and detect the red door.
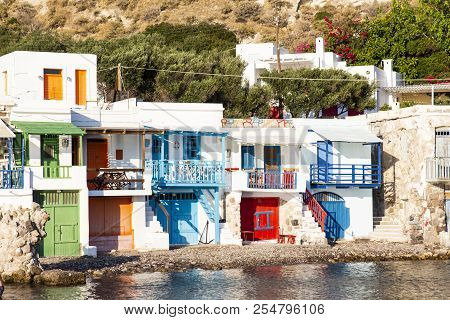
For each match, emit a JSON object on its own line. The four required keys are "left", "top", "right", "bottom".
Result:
{"left": 240, "top": 197, "right": 279, "bottom": 240}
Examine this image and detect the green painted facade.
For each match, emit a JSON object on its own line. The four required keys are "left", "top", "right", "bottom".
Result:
{"left": 35, "top": 191, "right": 80, "bottom": 257}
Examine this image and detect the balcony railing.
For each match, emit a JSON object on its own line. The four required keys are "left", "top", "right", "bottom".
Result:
{"left": 310, "top": 164, "right": 381, "bottom": 187}
{"left": 43, "top": 166, "right": 71, "bottom": 179}
{"left": 0, "top": 168, "right": 24, "bottom": 189}
{"left": 87, "top": 168, "right": 144, "bottom": 190}
{"left": 426, "top": 157, "right": 450, "bottom": 181}
{"left": 146, "top": 160, "right": 224, "bottom": 186}
{"left": 247, "top": 170, "right": 298, "bottom": 189}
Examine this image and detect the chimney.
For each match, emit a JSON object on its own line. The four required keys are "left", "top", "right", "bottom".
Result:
{"left": 315, "top": 37, "right": 325, "bottom": 68}
{"left": 382, "top": 59, "right": 394, "bottom": 87}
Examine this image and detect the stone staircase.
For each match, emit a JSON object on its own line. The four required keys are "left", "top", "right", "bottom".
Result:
{"left": 219, "top": 222, "right": 242, "bottom": 246}
{"left": 294, "top": 205, "right": 327, "bottom": 245}
{"left": 369, "top": 216, "right": 408, "bottom": 242}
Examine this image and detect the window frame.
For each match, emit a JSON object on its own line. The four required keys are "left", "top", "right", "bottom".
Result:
{"left": 241, "top": 145, "right": 255, "bottom": 170}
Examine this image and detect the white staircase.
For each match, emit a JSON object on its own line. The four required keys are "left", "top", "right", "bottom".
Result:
{"left": 219, "top": 222, "right": 243, "bottom": 245}
{"left": 137, "top": 206, "right": 169, "bottom": 251}
{"left": 295, "top": 205, "right": 327, "bottom": 245}
{"left": 369, "top": 216, "right": 408, "bottom": 243}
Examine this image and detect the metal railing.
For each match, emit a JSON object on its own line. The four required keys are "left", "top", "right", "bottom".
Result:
{"left": 247, "top": 170, "right": 298, "bottom": 189}
{"left": 426, "top": 157, "right": 450, "bottom": 181}
{"left": 146, "top": 160, "right": 224, "bottom": 185}
{"left": 43, "top": 166, "right": 71, "bottom": 179}
{"left": 0, "top": 168, "right": 24, "bottom": 189}
{"left": 310, "top": 164, "right": 381, "bottom": 186}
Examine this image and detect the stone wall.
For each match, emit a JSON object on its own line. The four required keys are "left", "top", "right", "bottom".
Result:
{"left": 362, "top": 106, "right": 450, "bottom": 244}
{"left": 279, "top": 195, "right": 303, "bottom": 235}
{"left": 0, "top": 203, "right": 49, "bottom": 283}
{"left": 224, "top": 192, "right": 242, "bottom": 238}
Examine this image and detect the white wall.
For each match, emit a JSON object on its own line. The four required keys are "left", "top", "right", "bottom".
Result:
{"left": 314, "top": 187, "right": 374, "bottom": 239}
{"left": 0, "top": 51, "right": 97, "bottom": 122}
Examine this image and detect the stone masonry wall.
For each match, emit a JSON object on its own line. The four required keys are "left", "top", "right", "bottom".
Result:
{"left": 224, "top": 192, "right": 242, "bottom": 238}
{"left": 363, "top": 106, "right": 450, "bottom": 244}
{"left": 279, "top": 195, "right": 303, "bottom": 235}
{"left": 0, "top": 203, "right": 49, "bottom": 283}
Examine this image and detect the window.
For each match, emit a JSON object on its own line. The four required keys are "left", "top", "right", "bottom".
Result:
{"left": 241, "top": 145, "right": 255, "bottom": 170}
{"left": 183, "top": 135, "right": 200, "bottom": 160}
{"left": 44, "top": 69, "right": 63, "bottom": 100}
{"left": 436, "top": 128, "right": 450, "bottom": 157}
{"left": 75, "top": 70, "right": 87, "bottom": 105}
{"left": 115, "top": 149, "right": 124, "bottom": 160}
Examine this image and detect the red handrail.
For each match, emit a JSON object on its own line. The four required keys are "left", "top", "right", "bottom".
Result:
{"left": 303, "top": 189, "right": 327, "bottom": 231}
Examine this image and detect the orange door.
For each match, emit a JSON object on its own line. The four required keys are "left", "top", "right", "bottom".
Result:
{"left": 75, "top": 70, "right": 87, "bottom": 106}
{"left": 87, "top": 139, "right": 108, "bottom": 185}
{"left": 44, "top": 69, "right": 63, "bottom": 100}
{"left": 89, "top": 197, "right": 133, "bottom": 251}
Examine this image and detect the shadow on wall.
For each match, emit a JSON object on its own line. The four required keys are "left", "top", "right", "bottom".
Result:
{"left": 372, "top": 149, "right": 399, "bottom": 218}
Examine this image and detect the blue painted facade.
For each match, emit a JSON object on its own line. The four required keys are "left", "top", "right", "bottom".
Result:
{"left": 146, "top": 130, "right": 227, "bottom": 245}
{"left": 310, "top": 141, "right": 382, "bottom": 189}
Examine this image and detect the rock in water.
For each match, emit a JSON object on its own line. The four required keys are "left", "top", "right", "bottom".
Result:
{"left": 34, "top": 270, "right": 86, "bottom": 286}
{"left": 0, "top": 204, "right": 49, "bottom": 283}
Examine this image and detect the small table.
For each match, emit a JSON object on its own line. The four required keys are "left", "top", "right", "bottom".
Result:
{"left": 241, "top": 231, "right": 255, "bottom": 242}
{"left": 88, "top": 168, "right": 144, "bottom": 190}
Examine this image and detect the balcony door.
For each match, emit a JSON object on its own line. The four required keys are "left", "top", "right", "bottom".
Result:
{"left": 264, "top": 146, "right": 281, "bottom": 188}
{"left": 317, "top": 141, "right": 333, "bottom": 182}
{"left": 41, "top": 135, "right": 59, "bottom": 178}
{"left": 87, "top": 139, "right": 108, "bottom": 185}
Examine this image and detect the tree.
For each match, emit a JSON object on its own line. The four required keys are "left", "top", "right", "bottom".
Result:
{"left": 260, "top": 69, "right": 375, "bottom": 117}
{"left": 353, "top": 0, "right": 450, "bottom": 81}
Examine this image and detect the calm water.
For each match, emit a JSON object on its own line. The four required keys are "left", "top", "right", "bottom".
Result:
{"left": 3, "top": 260, "right": 450, "bottom": 300}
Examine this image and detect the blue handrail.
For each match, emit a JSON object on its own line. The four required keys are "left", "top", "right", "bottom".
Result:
{"left": 310, "top": 164, "right": 381, "bottom": 185}
{"left": 146, "top": 160, "right": 224, "bottom": 185}
{"left": 0, "top": 168, "right": 24, "bottom": 189}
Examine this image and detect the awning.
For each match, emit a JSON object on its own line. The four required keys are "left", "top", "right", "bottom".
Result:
{"left": 12, "top": 121, "right": 85, "bottom": 135}
{"left": 0, "top": 120, "right": 15, "bottom": 138}
{"left": 310, "top": 126, "right": 382, "bottom": 143}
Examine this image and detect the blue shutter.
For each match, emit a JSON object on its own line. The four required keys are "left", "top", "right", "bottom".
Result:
{"left": 241, "top": 146, "right": 255, "bottom": 170}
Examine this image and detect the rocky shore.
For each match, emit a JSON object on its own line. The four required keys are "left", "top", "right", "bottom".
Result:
{"left": 40, "top": 241, "right": 450, "bottom": 278}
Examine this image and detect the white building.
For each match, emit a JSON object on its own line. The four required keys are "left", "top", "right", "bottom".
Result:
{"left": 222, "top": 117, "right": 382, "bottom": 244}
{"left": 236, "top": 37, "right": 404, "bottom": 111}
{"left": 0, "top": 51, "right": 95, "bottom": 257}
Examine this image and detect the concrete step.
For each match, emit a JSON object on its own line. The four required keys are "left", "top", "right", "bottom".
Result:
{"left": 374, "top": 225, "right": 403, "bottom": 230}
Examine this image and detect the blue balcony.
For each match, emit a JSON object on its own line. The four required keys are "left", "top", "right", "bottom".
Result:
{"left": 1, "top": 168, "right": 24, "bottom": 189}
{"left": 310, "top": 164, "right": 381, "bottom": 188}
{"left": 146, "top": 160, "right": 225, "bottom": 187}
{"left": 247, "top": 170, "right": 298, "bottom": 190}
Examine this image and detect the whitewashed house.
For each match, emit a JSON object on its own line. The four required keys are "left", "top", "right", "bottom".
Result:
{"left": 236, "top": 37, "right": 404, "bottom": 112}
{"left": 73, "top": 99, "right": 229, "bottom": 250}
{"left": 0, "top": 51, "right": 95, "bottom": 257}
{"left": 222, "top": 117, "right": 382, "bottom": 244}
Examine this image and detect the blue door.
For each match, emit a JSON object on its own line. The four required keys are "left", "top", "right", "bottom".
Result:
{"left": 155, "top": 193, "right": 199, "bottom": 245}
{"left": 317, "top": 141, "right": 333, "bottom": 182}
{"left": 314, "top": 192, "right": 349, "bottom": 240}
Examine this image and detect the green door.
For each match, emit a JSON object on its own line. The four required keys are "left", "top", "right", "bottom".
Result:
{"left": 41, "top": 135, "right": 60, "bottom": 178}
{"left": 35, "top": 191, "right": 80, "bottom": 257}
